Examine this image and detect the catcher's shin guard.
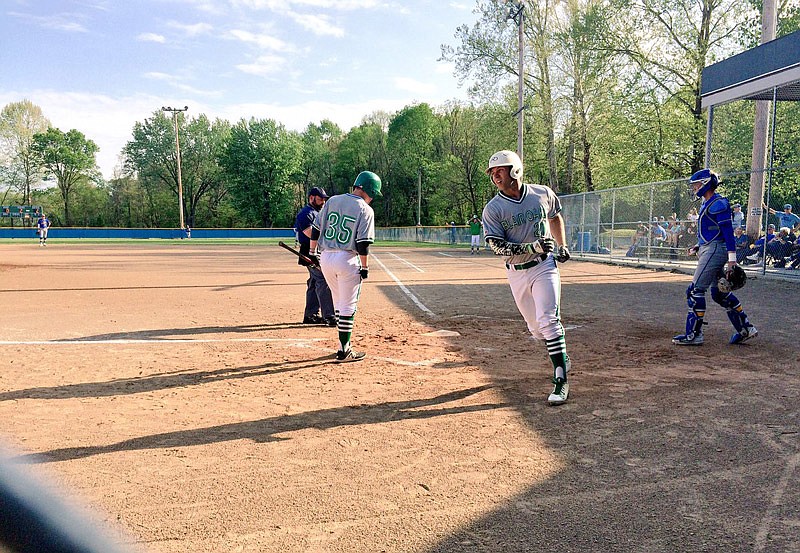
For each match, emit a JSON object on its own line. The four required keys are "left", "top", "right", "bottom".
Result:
{"left": 725, "top": 304, "right": 748, "bottom": 332}
{"left": 674, "top": 286, "right": 706, "bottom": 345}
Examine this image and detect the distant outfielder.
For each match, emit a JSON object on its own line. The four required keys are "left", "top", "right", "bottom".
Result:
{"left": 36, "top": 213, "right": 50, "bottom": 246}
{"left": 310, "top": 171, "right": 382, "bottom": 363}
{"left": 482, "top": 150, "right": 572, "bottom": 405}
{"left": 672, "top": 169, "right": 757, "bottom": 346}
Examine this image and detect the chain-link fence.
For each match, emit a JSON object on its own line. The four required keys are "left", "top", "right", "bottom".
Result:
{"left": 559, "top": 169, "right": 800, "bottom": 280}
{"left": 377, "top": 168, "right": 800, "bottom": 280}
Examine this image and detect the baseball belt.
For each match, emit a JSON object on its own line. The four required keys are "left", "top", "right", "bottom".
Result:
{"left": 506, "top": 254, "right": 547, "bottom": 271}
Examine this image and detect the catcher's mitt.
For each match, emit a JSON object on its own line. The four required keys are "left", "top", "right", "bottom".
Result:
{"left": 718, "top": 264, "right": 746, "bottom": 293}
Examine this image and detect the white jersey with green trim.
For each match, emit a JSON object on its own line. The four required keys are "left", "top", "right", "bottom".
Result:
{"left": 314, "top": 193, "right": 375, "bottom": 253}
{"left": 482, "top": 183, "right": 561, "bottom": 266}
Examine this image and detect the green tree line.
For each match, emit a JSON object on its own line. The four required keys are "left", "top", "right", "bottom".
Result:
{"left": 1, "top": 0, "right": 798, "bottom": 229}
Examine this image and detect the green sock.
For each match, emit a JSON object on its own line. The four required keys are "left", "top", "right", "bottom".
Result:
{"left": 338, "top": 314, "right": 355, "bottom": 351}
{"left": 545, "top": 335, "right": 568, "bottom": 380}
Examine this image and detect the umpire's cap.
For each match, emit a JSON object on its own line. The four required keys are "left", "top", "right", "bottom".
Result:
{"left": 308, "top": 187, "right": 329, "bottom": 199}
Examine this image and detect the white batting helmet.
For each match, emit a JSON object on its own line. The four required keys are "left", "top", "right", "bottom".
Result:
{"left": 487, "top": 150, "right": 523, "bottom": 181}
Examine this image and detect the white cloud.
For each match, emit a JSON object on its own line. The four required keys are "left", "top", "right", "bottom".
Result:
{"left": 235, "top": 55, "right": 288, "bottom": 76}
{"left": 394, "top": 77, "right": 437, "bottom": 96}
{"left": 287, "top": 12, "right": 344, "bottom": 37}
{"left": 8, "top": 11, "right": 88, "bottom": 32}
{"left": 228, "top": 29, "right": 293, "bottom": 52}
{"left": 137, "top": 32, "right": 166, "bottom": 43}
{"left": 166, "top": 21, "right": 214, "bottom": 36}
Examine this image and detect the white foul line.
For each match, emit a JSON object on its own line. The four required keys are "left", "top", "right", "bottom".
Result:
{"left": 371, "top": 254, "right": 435, "bottom": 317}
{"left": 386, "top": 252, "right": 425, "bottom": 272}
{"left": 0, "top": 338, "right": 327, "bottom": 345}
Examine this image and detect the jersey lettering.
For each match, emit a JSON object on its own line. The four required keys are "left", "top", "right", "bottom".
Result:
{"left": 323, "top": 211, "right": 356, "bottom": 245}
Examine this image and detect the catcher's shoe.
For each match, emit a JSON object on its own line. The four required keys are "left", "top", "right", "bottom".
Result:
{"left": 672, "top": 332, "right": 704, "bottom": 346}
{"left": 548, "top": 377, "right": 569, "bottom": 405}
{"left": 335, "top": 349, "right": 366, "bottom": 363}
{"left": 730, "top": 325, "right": 758, "bottom": 345}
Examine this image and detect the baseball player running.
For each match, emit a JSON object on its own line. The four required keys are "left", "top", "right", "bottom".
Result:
{"left": 310, "top": 171, "right": 382, "bottom": 363}
{"left": 482, "top": 150, "right": 572, "bottom": 405}
{"left": 672, "top": 169, "right": 757, "bottom": 346}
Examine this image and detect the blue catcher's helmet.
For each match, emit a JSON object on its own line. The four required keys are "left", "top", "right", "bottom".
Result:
{"left": 689, "top": 169, "right": 719, "bottom": 199}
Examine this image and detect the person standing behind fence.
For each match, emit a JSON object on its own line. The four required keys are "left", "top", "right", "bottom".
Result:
{"left": 36, "top": 213, "right": 51, "bottom": 246}
{"left": 673, "top": 169, "right": 757, "bottom": 346}
{"left": 310, "top": 172, "right": 381, "bottom": 362}
{"left": 763, "top": 203, "right": 800, "bottom": 230}
{"left": 468, "top": 215, "right": 482, "bottom": 254}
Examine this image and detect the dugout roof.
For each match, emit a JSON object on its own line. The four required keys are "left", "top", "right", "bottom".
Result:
{"left": 701, "top": 29, "right": 800, "bottom": 108}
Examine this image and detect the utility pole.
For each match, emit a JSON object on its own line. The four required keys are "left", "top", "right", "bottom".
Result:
{"left": 507, "top": 2, "right": 525, "bottom": 160}
{"left": 162, "top": 106, "right": 188, "bottom": 230}
{"left": 745, "top": 0, "right": 776, "bottom": 240}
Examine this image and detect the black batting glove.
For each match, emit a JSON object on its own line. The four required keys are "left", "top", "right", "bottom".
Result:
{"left": 359, "top": 268, "right": 369, "bottom": 280}
{"left": 555, "top": 245, "right": 571, "bottom": 263}
{"left": 527, "top": 237, "right": 556, "bottom": 254}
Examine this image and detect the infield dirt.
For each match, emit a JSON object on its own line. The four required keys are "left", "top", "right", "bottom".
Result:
{"left": 1, "top": 243, "right": 798, "bottom": 552}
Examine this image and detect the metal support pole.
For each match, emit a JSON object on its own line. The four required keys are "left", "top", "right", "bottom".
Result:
{"left": 761, "top": 86, "right": 778, "bottom": 276}
{"left": 507, "top": 2, "right": 525, "bottom": 160}
{"left": 704, "top": 105, "right": 714, "bottom": 168}
{"left": 162, "top": 106, "right": 188, "bottom": 231}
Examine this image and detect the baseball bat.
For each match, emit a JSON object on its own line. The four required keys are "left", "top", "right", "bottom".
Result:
{"left": 278, "top": 241, "right": 319, "bottom": 268}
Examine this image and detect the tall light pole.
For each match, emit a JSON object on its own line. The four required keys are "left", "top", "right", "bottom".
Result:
{"left": 162, "top": 105, "right": 188, "bottom": 230}
{"left": 507, "top": 2, "right": 525, "bottom": 160}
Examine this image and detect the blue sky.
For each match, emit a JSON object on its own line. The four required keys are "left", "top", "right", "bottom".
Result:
{"left": 1, "top": 0, "right": 479, "bottom": 179}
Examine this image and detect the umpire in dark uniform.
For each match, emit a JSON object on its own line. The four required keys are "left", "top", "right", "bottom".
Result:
{"left": 295, "top": 187, "right": 336, "bottom": 326}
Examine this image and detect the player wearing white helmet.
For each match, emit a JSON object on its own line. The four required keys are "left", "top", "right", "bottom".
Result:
{"left": 310, "top": 171, "right": 381, "bottom": 363}
{"left": 482, "top": 150, "right": 572, "bottom": 405}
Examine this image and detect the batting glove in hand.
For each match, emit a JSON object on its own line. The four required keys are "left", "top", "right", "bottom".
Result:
{"left": 308, "top": 254, "right": 320, "bottom": 267}
{"left": 528, "top": 237, "right": 556, "bottom": 255}
{"left": 359, "top": 268, "right": 369, "bottom": 280}
{"left": 555, "top": 245, "right": 571, "bottom": 263}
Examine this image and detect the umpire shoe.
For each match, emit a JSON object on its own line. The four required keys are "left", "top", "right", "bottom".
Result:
{"left": 335, "top": 349, "right": 366, "bottom": 363}
{"left": 303, "top": 315, "right": 325, "bottom": 325}
{"left": 325, "top": 317, "right": 337, "bottom": 327}
{"left": 548, "top": 377, "right": 569, "bottom": 405}
{"left": 730, "top": 325, "right": 758, "bottom": 345}
{"left": 672, "top": 332, "right": 704, "bottom": 346}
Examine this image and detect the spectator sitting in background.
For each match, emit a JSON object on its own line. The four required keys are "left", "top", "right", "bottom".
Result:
{"left": 767, "top": 227, "right": 794, "bottom": 267}
{"left": 734, "top": 226, "right": 752, "bottom": 263}
{"left": 666, "top": 215, "right": 684, "bottom": 248}
{"left": 745, "top": 224, "right": 776, "bottom": 264}
{"left": 686, "top": 207, "right": 699, "bottom": 235}
{"left": 651, "top": 217, "right": 668, "bottom": 245}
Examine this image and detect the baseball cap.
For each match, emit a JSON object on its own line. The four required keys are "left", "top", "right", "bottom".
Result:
{"left": 733, "top": 203, "right": 741, "bottom": 208}
{"left": 768, "top": 223, "right": 776, "bottom": 229}
{"left": 784, "top": 203, "right": 792, "bottom": 210}
{"left": 308, "top": 187, "right": 329, "bottom": 199}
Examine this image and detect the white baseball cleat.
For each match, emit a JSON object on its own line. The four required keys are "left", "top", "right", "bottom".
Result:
{"left": 548, "top": 377, "right": 569, "bottom": 405}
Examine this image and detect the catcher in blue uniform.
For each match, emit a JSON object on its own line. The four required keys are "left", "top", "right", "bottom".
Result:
{"left": 672, "top": 169, "right": 757, "bottom": 346}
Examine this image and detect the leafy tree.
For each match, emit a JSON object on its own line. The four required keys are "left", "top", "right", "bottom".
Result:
{"left": 386, "top": 103, "right": 439, "bottom": 226}
{"left": 0, "top": 100, "right": 50, "bottom": 205}
{"left": 218, "top": 117, "right": 302, "bottom": 227}
{"left": 31, "top": 127, "right": 99, "bottom": 225}
{"left": 300, "top": 120, "right": 343, "bottom": 195}
{"left": 604, "top": 0, "right": 756, "bottom": 175}
{"left": 180, "top": 115, "right": 231, "bottom": 228}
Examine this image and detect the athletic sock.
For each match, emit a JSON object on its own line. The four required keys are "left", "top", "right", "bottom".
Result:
{"left": 337, "top": 314, "right": 355, "bottom": 351}
{"left": 545, "top": 335, "right": 568, "bottom": 380}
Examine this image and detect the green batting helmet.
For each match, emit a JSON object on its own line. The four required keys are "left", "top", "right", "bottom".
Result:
{"left": 353, "top": 171, "right": 382, "bottom": 199}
